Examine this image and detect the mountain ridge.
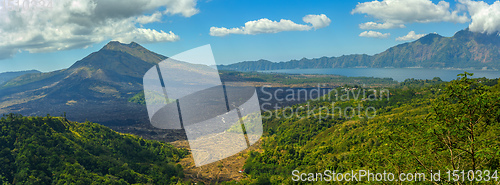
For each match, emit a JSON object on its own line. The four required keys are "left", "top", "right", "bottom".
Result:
{"left": 0, "top": 41, "right": 166, "bottom": 126}
{"left": 218, "top": 28, "right": 500, "bottom": 71}
{"left": 0, "top": 70, "right": 41, "bottom": 85}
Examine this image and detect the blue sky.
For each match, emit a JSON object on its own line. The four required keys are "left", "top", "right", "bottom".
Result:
{"left": 1, "top": 0, "right": 499, "bottom": 73}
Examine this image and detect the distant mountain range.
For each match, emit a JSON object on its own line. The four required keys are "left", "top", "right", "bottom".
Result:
{"left": 218, "top": 29, "right": 500, "bottom": 71}
{"left": 0, "top": 70, "right": 40, "bottom": 85}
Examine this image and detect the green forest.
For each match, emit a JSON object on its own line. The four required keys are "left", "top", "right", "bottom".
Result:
{"left": 2, "top": 73, "right": 500, "bottom": 184}
{"left": 0, "top": 114, "right": 187, "bottom": 184}
{"left": 239, "top": 73, "right": 500, "bottom": 184}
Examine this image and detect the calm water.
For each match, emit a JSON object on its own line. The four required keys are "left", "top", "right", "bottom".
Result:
{"left": 261, "top": 68, "right": 500, "bottom": 82}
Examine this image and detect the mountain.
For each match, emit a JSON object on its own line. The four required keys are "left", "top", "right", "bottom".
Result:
{"left": 219, "top": 29, "right": 500, "bottom": 71}
{"left": 0, "top": 41, "right": 168, "bottom": 126}
{"left": 0, "top": 41, "right": 223, "bottom": 128}
{"left": 0, "top": 70, "right": 40, "bottom": 85}
{"left": 0, "top": 114, "right": 186, "bottom": 184}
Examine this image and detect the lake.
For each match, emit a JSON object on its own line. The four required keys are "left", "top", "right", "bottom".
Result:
{"left": 260, "top": 68, "right": 500, "bottom": 82}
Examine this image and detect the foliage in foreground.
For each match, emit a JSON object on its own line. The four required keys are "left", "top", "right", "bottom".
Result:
{"left": 0, "top": 114, "right": 188, "bottom": 184}
{"left": 241, "top": 73, "right": 500, "bottom": 184}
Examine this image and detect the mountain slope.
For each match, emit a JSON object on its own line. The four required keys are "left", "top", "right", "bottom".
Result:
{"left": 219, "top": 29, "right": 500, "bottom": 71}
{"left": 241, "top": 76, "right": 500, "bottom": 184}
{"left": 0, "top": 70, "right": 40, "bottom": 85}
{"left": 0, "top": 42, "right": 167, "bottom": 126}
{"left": 372, "top": 29, "right": 500, "bottom": 68}
{"left": 69, "top": 41, "right": 166, "bottom": 79}
{"left": 0, "top": 41, "right": 224, "bottom": 128}
{"left": 0, "top": 114, "right": 186, "bottom": 184}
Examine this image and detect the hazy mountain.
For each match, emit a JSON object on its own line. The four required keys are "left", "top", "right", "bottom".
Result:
{"left": 0, "top": 70, "right": 40, "bottom": 85}
{"left": 219, "top": 29, "right": 500, "bottom": 71}
{"left": 0, "top": 42, "right": 168, "bottom": 126}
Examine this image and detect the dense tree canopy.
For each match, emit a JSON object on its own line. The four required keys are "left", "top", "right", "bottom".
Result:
{"left": 240, "top": 73, "right": 500, "bottom": 184}
{"left": 0, "top": 114, "right": 188, "bottom": 184}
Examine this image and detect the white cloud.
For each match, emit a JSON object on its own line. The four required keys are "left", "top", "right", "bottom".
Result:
{"left": 352, "top": 0, "right": 469, "bottom": 29}
{"left": 359, "top": 31, "right": 391, "bottom": 38}
{"left": 163, "top": 0, "right": 199, "bottom": 17}
{"left": 359, "top": 22, "right": 405, "bottom": 29}
{"left": 396, "top": 31, "right": 427, "bottom": 41}
{"left": 0, "top": 0, "right": 198, "bottom": 59}
{"left": 302, "top": 14, "right": 331, "bottom": 29}
{"left": 210, "top": 14, "right": 331, "bottom": 36}
{"left": 136, "top": 11, "right": 163, "bottom": 24}
{"left": 459, "top": 0, "right": 500, "bottom": 34}
{"left": 209, "top": 27, "right": 245, "bottom": 37}
{"left": 113, "top": 29, "right": 179, "bottom": 43}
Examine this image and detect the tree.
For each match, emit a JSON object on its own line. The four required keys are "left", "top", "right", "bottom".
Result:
{"left": 391, "top": 72, "right": 500, "bottom": 179}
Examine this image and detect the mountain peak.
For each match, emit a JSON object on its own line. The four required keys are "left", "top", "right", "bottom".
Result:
{"left": 452, "top": 28, "right": 500, "bottom": 46}
{"left": 102, "top": 41, "right": 145, "bottom": 51}
{"left": 416, "top": 33, "right": 443, "bottom": 45}
{"left": 96, "top": 41, "right": 166, "bottom": 64}
{"left": 454, "top": 28, "right": 500, "bottom": 38}
{"left": 68, "top": 41, "right": 167, "bottom": 77}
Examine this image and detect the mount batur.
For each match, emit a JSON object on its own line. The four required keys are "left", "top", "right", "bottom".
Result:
{"left": 1, "top": 28, "right": 499, "bottom": 127}
{"left": 1, "top": 42, "right": 175, "bottom": 126}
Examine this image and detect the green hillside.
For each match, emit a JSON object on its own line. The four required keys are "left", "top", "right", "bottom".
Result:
{"left": 240, "top": 73, "right": 500, "bottom": 184}
{"left": 0, "top": 114, "right": 187, "bottom": 184}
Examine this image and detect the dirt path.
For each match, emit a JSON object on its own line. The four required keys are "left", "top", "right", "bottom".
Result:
{"left": 171, "top": 139, "right": 263, "bottom": 184}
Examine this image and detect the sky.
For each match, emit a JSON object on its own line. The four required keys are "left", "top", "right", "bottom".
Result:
{"left": 1, "top": 0, "right": 500, "bottom": 73}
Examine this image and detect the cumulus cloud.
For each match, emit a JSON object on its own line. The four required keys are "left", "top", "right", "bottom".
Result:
{"left": 459, "top": 0, "right": 500, "bottom": 34}
{"left": 0, "top": 0, "right": 198, "bottom": 59}
{"left": 136, "top": 11, "right": 163, "bottom": 24}
{"left": 302, "top": 14, "right": 331, "bottom": 29}
{"left": 162, "top": 0, "right": 199, "bottom": 17}
{"left": 352, "top": 0, "right": 469, "bottom": 29}
{"left": 359, "top": 22, "right": 405, "bottom": 29}
{"left": 209, "top": 14, "right": 331, "bottom": 36}
{"left": 113, "top": 29, "right": 179, "bottom": 43}
{"left": 396, "top": 31, "right": 427, "bottom": 41}
{"left": 359, "top": 31, "right": 391, "bottom": 38}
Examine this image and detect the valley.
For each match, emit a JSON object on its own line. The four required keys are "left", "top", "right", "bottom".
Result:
{"left": 4, "top": 0, "right": 500, "bottom": 184}
{"left": 0, "top": 41, "right": 499, "bottom": 184}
